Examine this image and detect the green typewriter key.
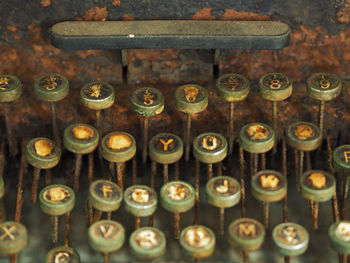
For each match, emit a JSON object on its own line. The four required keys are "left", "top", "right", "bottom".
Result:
{"left": 89, "top": 180, "right": 123, "bottom": 223}
{"left": 175, "top": 84, "right": 208, "bottom": 162}
{"left": 0, "top": 221, "right": 28, "bottom": 263}
{"left": 160, "top": 181, "right": 195, "bottom": 239}
{"left": 272, "top": 222, "right": 309, "bottom": 262}
{"left": 149, "top": 133, "right": 183, "bottom": 184}
{"left": 333, "top": 145, "right": 350, "bottom": 219}
{"left": 180, "top": 225, "right": 216, "bottom": 260}
{"left": 329, "top": 220, "right": 350, "bottom": 261}
{"left": 129, "top": 227, "right": 166, "bottom": 260}
{"left": 258, "top": 73, "right": 292, "bottom": 150}
{"left": 131, "top": 87, "right": 164, "bottom": 164}
{"left": 124, "top": 185, "right": 157, "bottom": 229}
{"left": 0, "top": 75, "right": 22, "bottom": 156}
{"left": 26, "top": 137, "right": 61, "bottom": 204}
{"left": 39, "top": 184, "right": 75, "bottom": 244}
{"left": 206, "top": 176, "right": 241, "bottom": 235}
{"left": 228, "top": 218, "right": 265, "bottom": 263}
{"left": 286, "top": 122, "right": 321, "bottom": 184}
{"left": 251, "top": 170, "right": 287, "bottom": 229}
{"left": 64, "top": 123, "right": 99, "bottom": 192}
{"left": 46, "top": 246, "right": 80, "bottom": 263}
{"left": 101, "top": 131, "right": 136, "bottom": 190}
{"left": 306, "top": 73, "right": 342, "bottom": 137}
{"left": 88, "top": 220, "right": 125, "bottom": 263}
{"left": 34, "top": 73, "right": 69, "bottom": 144}
{"left": 216, "top": 74, "right": 250, "bottom": 155}
{"left": 300, "top": 170, "right": 335, "bottom": 230}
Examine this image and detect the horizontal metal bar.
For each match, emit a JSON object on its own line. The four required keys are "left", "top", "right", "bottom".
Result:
{"left": 51, "top": 20, "right": 290, "bottom": 50}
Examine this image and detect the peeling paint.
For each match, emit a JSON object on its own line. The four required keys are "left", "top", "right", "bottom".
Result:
{"left": 40, "top": 0, "right": 51, "bottom": 8}
{"left": 192, "top": 8, "right": 216, "bottom": 20}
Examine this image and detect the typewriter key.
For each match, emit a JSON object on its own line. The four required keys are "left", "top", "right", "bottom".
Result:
{"left": 129, "top": 227, "right": 166, "bottom": 260}
{"left": 0, "top": 75, "right": 22, "bottom": 156}
{"left": 329, "top": 221, "right": 350, "bottom": 257}
{"left": 0, "top": 176, "right": 4, "bottom": 200}
{"left": 0, "top": 221, "right": 28, "bottom": 263}
{"left": 206, "top": 176, "right": 241, "bottom": 235}
{"left": 88, "top": 220, "right": 125, "bottom": 263}
{"left": 251, "top": 170, "right": 287, "bottom": 229}
{"left": 46, "top": 246, "right": 80, "bottom": 263}
{"left": 175, "top": 84, "right": 208, "bottom": 161}
{"left": 286, "top": 122, "right": 321, "bottom": 183}
{"left": 333, "top": 145, "right": 350, "bottom": 219}
{"left": 228, "top": 218, "right": 265, "bottom": 262}
{"left": 149, "top": 133, "right": 183, "bottom": 184}
{"left": 131, "top": 87, "right": 164, "bottom": 164}
{"left": 101, "top": 131, "right": 136, "bottom": 190}
{"left": 64, "top": 123, "right": 99, "bottom": 192}
{"left": 306, "top": 73, "right": 342, "bottom": 137}
{"left": 300, "top": 170, "right": 335, "bottom": 230}
{"left": 89, "top": 180, "right": 123, "bottom": 222}
{"left": 180, "top": 225, "right": 216, "bottom": 260}
{"left": 124, "top": 185, "right": 157, "bottom": 229}
{"left": 26, "top": 137, "right": 61, "bottom": 204}
{"left": 160, "top": 181, "right": 195, "bottom": 239}
{"left": 258, "top": 73, "right": 292, "bottom": 151}
{"left": 216, "top": 74, "right": 250, "bottom": 155}
{"left": 39, "top": 184, "right": 75, "bottom": 243}
{"left": 34, "top": 73, "right": 69, "bottom": 145}
{"left": 272, "top": 222, "right": 309, "bottom": 259}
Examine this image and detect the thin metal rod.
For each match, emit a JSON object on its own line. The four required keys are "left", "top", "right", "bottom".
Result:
{"left": 116, "top": 162, "right": 125, "bottom": 191}
{"left": 174, "top": 212, "right": 181, "bottom": 239}
{"left": 64, "top": 212, "right": 71, "bottom": 247}
{"left": 142, "top": 116, "right": 149, "bottom": 164}
{"left": 282, "top": 135, "right": 288, "bottom": 222}
{"left": 319, "top": 101, "right": 325, "bottom": 138}
{"left": 217, "top": 161, "right": 223, "bottom": 177}
{"left": 73, "top": 154, "right": 83, "bottom": 192}
{"left": 51, "top": 102, "right": 60, "bottom": 145}
{"left": 343, "top": 176, "right": 349, "bottom": 220}
{"left": 45, "top": 169, "right": 52, "bottom": 186}
{"left": 333, "top": 193, "right": 340, "bottom": 222}
{"left": 132, "top": 156, "right": 137, "bottom": 185}
{"left": 272, "top": 101, "right": 278, "bottom": 154}
{"left": 253, "top": 153, "right": 258, "bottom": 175}
{"left": 104, "top": 253, "right": 110, "bottom": 263}
{"left": 4, "top": 103, "right": 17, "bottom": 156}
{"left": 174, "top": 162, "right": 179, "bottom": 181}
{"left": 53, "top": 215, "right": 58, "bottom": 244}
{"left": 134, "top": 216, "right": 141, "bottom": 229}
{"left": 108, "top": 162, "right": 114, "bottom": 181}
{"left": 298, "top": 151, "right": 304, "bottom": 186}
{"left": 163, "top": 164, "right": 169, "bottom": 184}
{"left": 185, "top": 114, "right": 192, "bottom": 162}
{"left": 284, "top": 256, "right": 290, "bottom": 263}
{"left": 93, "top": 210, "right": 102, "bottom": 223}
{"left": 15, "top": 141, "right": 27, "bottom": 222}
{"left": 261, "top": 153, "right": 266, "bottom": 170}
{"left": 313, "top": 202, "right": 319, "bottom": 230}
{"left": 294, "top": 149, "right": 299, "bottom": 185}
{"left": 88, "top": 153, "right": 94, "bottom": 225}
{"left": 207, "top": 163, "right": 213, "bottom": 180}
{"left": 219, "top": 208, "right": 225, "bottom": 235}
{"left": 228, "top": 102, "right": 235, "bottom": 155}
{"left": 107, "top": 212, "right": 112, "bottom": 220}
{"left": 195, "top": 159, "right": 200, "bottom": 225}
{"left": 149, "top": 161, "right": 156, "bottom": 227}
{"left": 242, "top": 251, "right": 249, "bottom": 263}
{"left": 31, "top": 168, "right": 41, "bottom": 204}
{"left": 9, "top": 254, "right": 17, "bottom": 263}
{"left": 306, "top": 151, "right": 311, "bottom": 171}
{"left": 96, "top": 110, "right": 103, "bottom": 162}
{"left": 263, "top": 201, "right": 269, "bottom": 229}
{"left": 240, "top": 144, "right": 246, "bottom": 218}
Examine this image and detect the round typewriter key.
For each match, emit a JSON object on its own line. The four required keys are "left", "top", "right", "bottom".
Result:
{"left": 129, "top": 227, "right": 166, "bottom": 260}
{"left": 333, "top": 145, "right": 350, "bottom": 219}
{"left": 81, "top": 81, "right": 115, "bottom": 111}
{"left": 161, "top": 181, "right": 195, "bottom": 239}
{"left": 88, "top": 220, "right": 125, "bottom": 263}
{"left": 300, "top": 170, "right": 335, "bottom": 229}
{"left": 124, "top": 185, "right": 157, "bottom": 229}
{"left": 329, "top": 221, "right": 350, "bottom": 255}
{"left": 102, "top": 131, "right": 136, "bottom": 190}
{"left": 64, "top": 123, "right": 99, "bottom": 192}
{"left": 149, "top": 133, "right": 183, "bottom": 184}
{"left": 46, "top": 246, "right": 80, "bottom": 263}
{"left": 206, "top": 176, "right": 241, "bottom": 235}
{"left": 39, "top": 184, "right": 75, "bottom": 243}
{"left": 306, "top": 73, "right": 342, "bottom": 137}
{"left": 251, "top": 170, "right": 287, "bottom": 228}
{"left": 175, "top": 84, "right": 208, "bottom": 161}
{"left": 216, "top": 74, "right": 250, "bottom": 155}
{"left": 228, "top": 218, "right": 265, "bottom": 260}
{"left": 272, "top": 222, "right": 309, "bottom": 257}
{"left": 0, "top": 177, "right": 4, "bottom": 200}
{"left": 0, "top": 75, "right": 22, "bottom": 156}
{"left": 34, "top": 73, "right": 69, "bottom": 144}
{"left": 131, "top": 87, "right": 164, "bottom": 163}
{"left": 180, "top": 225, "right": 216, "bottom": 260}
{"left": 26, "top": 137, "right": 61, "bottom": 204}
{"left": 89, "top": 179, "right": 122, "bottom": 222}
